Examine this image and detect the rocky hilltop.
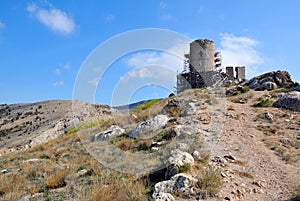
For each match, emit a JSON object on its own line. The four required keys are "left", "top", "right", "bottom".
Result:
{"left": 0, "top": 71, "right": 300, "bottom": 201}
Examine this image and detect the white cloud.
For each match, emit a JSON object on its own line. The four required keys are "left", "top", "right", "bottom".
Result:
{"left": 88, "top": 78, "right": 99, "bottom": 86}
{"left": 53, "top": 81, "right": 64, "bottom": 86}
{"left": 106, "top": 14, "right": 115, "bottom": 22}
{"left": 159, "top": 2, "right": 168, "bottom": 9}
{"left": 54, "top": 68, "right": 61, "bottom": 75}
{"left": 27, "top": 3, "right": 75, "bottom": 35}
{"left": 219, "top": 33, "right": 263, "bottom": 77}
{"left": 158, "top": 2, "right": 173, "bottom": 21}
{"left": 0, "top": 21, "right": 5, "bottom": 29}
{"left": 62, "top": 63, "right": 71, "bottom": 69}
{"left": 122, "top": 41, "right": 189, "bottom": 87}
{"left": 26, "top": 3, "right": 37, "bottom": 12}
{"left": 125, "top": 41, "right": 189, "bottom": 73}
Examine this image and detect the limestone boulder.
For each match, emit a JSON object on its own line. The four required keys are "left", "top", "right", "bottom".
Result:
{"left": 166, "top": 149, "right": 194, "bottom": 179}
{"left": 130, "top": 115, "right": 168, "bottom": 138}
{"left": 262, "top": 82, "right": 277, "bottom": 90}
{"left": 247, "top": 70, "right": 294, "bottom": 90}
{"left": 93, "top": 125, "right": 125, "bottom": 141}
{"left": 153, "top": 173, "right": 197, "bottom": 200}
{"left": 168, "top": 149, "right": 194, "bottom": 167}
{"left": 273, "top": 92, "right": 300, "bottom": 111}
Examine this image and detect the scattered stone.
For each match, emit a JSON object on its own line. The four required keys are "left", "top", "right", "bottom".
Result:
{"left": 192, "top": 150, "right": 199, "bottom": 158}
{"left": 273, "top": 92, "right": 300, "bottom": 111}
{"left": 93, "top": 125, "right": 125, "bottom": 141}
{"left": 76, "top": 169, "right": 93, "bottom": 177}
{"left": 1, "top": 169, "right": 8, "bottom": 174}
{"left": 279, "top": 138, "right": 291, "bottom": 146}
{"left": 23, "top": 158, "right": 40, "bottom": 163}
{"left": 252, "top": 181, "right": 264, "bottom": 188}
{"left": 130, "top": 115, "right": 169, "bottom": 138}
{"left": 212, "top": 156, "right": 226, "bottom": 164}
{"left": 151, "top": 147, "right": 159, "bottom": 152}
{"left": 264, "top": 112, "right": 273, "bottom": 121}
{"left": 224, "top": 153, "right": 236, "bottom": 161}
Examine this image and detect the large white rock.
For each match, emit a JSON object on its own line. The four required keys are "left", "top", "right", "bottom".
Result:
{"left": 168, "top": 149, "right": 194, "bottom": 167}
{"left": 273, "top": 92, "right": 300, "bottom": 112}
{"left": 152, "top": 173, "right": 197, "bottom": 200}
{"left": 93, "top": 125, "right": 125, "bottom": 141}
{"left": 130, "top": 115, "right": 168, "bottom": 138}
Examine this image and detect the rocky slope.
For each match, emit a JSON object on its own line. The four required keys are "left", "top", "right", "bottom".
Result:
{"left": 0, "top": 77, "right": 300, "bottom": 201}
{"left": 0, "top": 100, "right": 120, "bottom": 155}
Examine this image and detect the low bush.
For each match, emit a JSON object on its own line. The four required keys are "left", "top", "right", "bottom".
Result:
{"left": 195, "top": 165, "right": 224, "bottom": 198}
{"left": 253, "top": 97, "right": 273, "bottom": 107}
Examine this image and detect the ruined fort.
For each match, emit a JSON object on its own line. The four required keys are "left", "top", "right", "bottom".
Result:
{"left": 177, "top": 39, "right": 246, "bottom": 92}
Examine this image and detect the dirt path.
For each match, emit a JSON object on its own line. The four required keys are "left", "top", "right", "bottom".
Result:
{"left": 210, "top": 91, "right": 300, "bottom": 200}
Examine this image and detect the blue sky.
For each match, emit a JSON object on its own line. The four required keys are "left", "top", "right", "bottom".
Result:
{"left": 1, "top": 1, "right": 300, "bottom": 106}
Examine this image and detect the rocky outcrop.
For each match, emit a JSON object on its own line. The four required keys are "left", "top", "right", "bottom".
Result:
{"left": 152, "top": 173, "right": 197, "bottom": 200}
{"left": 247, "top": 71, "right": 294, "bottom": 90}
{"left": 273, "top": 92, "right": 300, "bottom": 111}
{"left": 130, "top": 115, "right": 168, "bottom": 138}
{"left": 165, "top": 150, "right": 194, "bottom": 179}
{"left": 93, "top": 125, "right": 125, "bottom": 141}
{"left": 168, "top": 149, "right": 194, "bottom": 167}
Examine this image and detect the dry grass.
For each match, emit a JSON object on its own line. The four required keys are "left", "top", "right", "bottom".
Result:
{"left": 45, "top": 168, "right": 70, "bottom": 189}
{"left": 237, "top": 171, "right": 254, "bottom": 179}
{"left": 76, "top": 175, "right": 148, "bottom": 201}
{"left": 0, "top": 173, "right": 27, "bottom": 201}
{"left": 230, "top": 91, "right": 254, "bottom": 104}
{"left": 116, "top": 138, "right": 135, "bottom": 151}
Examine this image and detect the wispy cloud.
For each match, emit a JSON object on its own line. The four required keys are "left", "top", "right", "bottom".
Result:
{"left": 62, "top": 63, "right": 71, "bottom": 69}
{"left": 54, "top": 68, "right": 61, "bottom": 75}
{"left": 0, "top": 20, "right": 5, "bottom": 29}
{"left": 106, "top": 14, "right": 116, "bottom": 22}
{"left": 88, "top": 78, "right": 99, "bottom": 86}
{"left": 26, "top": 3, "right": 76, "bottom": 35}
{"left": 123, "top": 41, "right": 189, "bottom": 86}
{"left": 158, "top": 2, "right": 173, "bottom": 21}
{"left": 53, "top": 81, "right": 64, "bottom": 86}
{"left": 125, "top": 41, "right": 188, "bottom": 71}
{"left": 218, "top": 33, "right": 263, "bottom": 77}
{"left": 159, "top": 2, "right": 168, "bottom": 9}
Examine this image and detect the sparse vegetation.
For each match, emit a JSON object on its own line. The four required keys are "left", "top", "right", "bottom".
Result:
{"left": 132, "top": 99, "right": 160, "bottom": 113}
{"left": 195, "top": 165, "right": 224, "bottom": 198}
{"left": 231, "top": 91, "right": 254, "bottom": 103}
{"left": 66, "top": 119, "right": 104, "bottom": 135}
{"left": 253, "top": 97, "right": 274, "bottom": 107}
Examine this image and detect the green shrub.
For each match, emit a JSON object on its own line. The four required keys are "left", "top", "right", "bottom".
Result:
{"left": 253, "top": 97, "right": 273, "bottom": 107}
{"left": 66, "top": 119, "right": 104, "bottom": 135}
{"left": 178, "top": 164, "right": 191, "bottom": 173}
{"left": 241, "top": 86, "right": 250, "bottom": 93}
{"left": 132, "top": 99, "right": 160, "bottom": 112}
